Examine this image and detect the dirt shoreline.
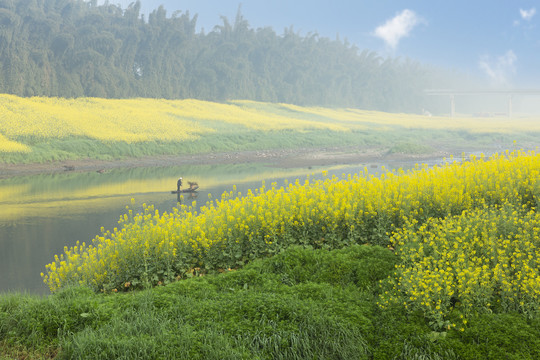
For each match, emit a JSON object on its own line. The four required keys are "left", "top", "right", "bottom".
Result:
{"left": 0, "top": 145, "right": 495, "bottom": 179}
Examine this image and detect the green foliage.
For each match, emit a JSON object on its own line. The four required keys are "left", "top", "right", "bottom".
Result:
{"left": 0, "top": 128, "right": 393, "bottom": 164}
{"left": 391, "top": 336, "right": 460, "bottom": 360}
{"left": 1, "top": 246, "right": 393, "bottom": 359}
{"left": 256, "top": 244, "right": 397, "bottom": 290}
{"left": 0, "top": 0, "right": 469, "bottom": 112}
{"left": 3, "top": 245, "right": 540, "bottom": 358}
{"left": 445, "top": 313, "right": 540, "bottom": 359}
{"left": 0, "top": 287, "right": 105, "bottom": 348}
{"left": 383, "top": 204, "right": 540, "bottom": 332}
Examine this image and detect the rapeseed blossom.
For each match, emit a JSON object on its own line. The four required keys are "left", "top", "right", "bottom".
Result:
{"left": 43, "top": 150, "right": 539, "bottom": 295}
{"left": 2, "top": 94, "right": 540, "bottom": 155}
{"left": 383, "top": 205, "right": 540, "bottom": 329}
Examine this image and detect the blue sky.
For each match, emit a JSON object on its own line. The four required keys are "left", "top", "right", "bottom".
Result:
{"left": 103, "top": 1, "right": 540, "bottom": 88}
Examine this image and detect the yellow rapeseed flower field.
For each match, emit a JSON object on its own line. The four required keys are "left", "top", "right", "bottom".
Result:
{"left": 0, "top": 132, "right": 31, "bottom": 153}
{"left": 0, "top": 95, "right": 211, "bottom": 144}
{"left": 2, "top": 94, "right": 540, "bottom": 157}
{"left": 43, "top": 149, "right": 539, "bottom": 312}
{"left": 383, "top": 205, "right": 540, "bottom": 329}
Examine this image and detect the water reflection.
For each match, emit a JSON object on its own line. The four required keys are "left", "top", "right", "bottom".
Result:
{"left": 0, "top": 160, "right": 420, "bottom": 294}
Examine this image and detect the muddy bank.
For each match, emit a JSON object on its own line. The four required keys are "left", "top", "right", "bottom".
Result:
{"left": 0, "top": 145, "right": 502, "bottom": 179}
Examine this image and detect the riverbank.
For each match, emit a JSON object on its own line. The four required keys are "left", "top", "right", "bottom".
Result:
{"left": 0, "top": 143, "right": 493, "bottom": 179}
{"left": 2, "top": 95, "right": 539, "bottom": 178}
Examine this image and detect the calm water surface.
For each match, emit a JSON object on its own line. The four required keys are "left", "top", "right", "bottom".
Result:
{"left": 0, "top": 159, "right": 435, "bottom": 294}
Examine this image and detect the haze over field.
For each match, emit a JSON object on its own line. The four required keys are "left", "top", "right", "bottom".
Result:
{"left": 103, "top": 0, "right": 540, "bottom": 88}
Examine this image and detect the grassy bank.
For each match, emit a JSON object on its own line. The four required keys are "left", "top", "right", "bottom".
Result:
{"left": 1, "top": 95, "right": 539, "bottom": 164}
{"left": 4, "top": 245, "right": 540, "bottom": 359}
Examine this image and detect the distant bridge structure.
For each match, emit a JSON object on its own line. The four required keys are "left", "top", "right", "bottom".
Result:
{"left": 424, "top": 89, "right": 540, "bottom": 118}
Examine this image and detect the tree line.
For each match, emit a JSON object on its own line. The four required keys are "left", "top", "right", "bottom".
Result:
{"left": 0, "top": 0, "right": 469, "bottom": 113}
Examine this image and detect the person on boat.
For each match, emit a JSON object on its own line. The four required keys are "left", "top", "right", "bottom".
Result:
{"left": 177, "top": 177, "right": 183, "bottom": 192}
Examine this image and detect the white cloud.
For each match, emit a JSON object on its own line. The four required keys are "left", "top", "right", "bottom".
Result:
{"left": 520, "top": 7, "right": 536, "bottom": 21}
{"left": 373, "top": 9, "right": 422, "bottom": 49}
{"left": 478, "top": 50, "right": 517, "bottom": 86}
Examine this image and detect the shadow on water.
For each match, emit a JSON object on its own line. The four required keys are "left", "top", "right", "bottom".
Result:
{"left": 0, "top": 159, "right": 430, "bottom": 294}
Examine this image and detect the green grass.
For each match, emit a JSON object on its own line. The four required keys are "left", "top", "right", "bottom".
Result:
{"left": 3, "top": 126, "right": 535, "bottom": 164}
{"left": 2, "top": 245, "right": 539, "bottom": 359}
{"left": 4, "top": 128, "right": 380, "bottom": 164}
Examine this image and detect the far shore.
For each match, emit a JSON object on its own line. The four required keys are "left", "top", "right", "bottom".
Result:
{"left": 0, "top": 144, "right": 516, "bottom": 179}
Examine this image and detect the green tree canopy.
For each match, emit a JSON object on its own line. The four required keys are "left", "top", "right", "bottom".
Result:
{"left": 0, "top": 0, "right": 473, "bottom": 113}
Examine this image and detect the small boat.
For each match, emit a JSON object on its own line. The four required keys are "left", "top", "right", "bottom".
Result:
{"left": 171, "top": 189, "right": 198, "bottom": 194}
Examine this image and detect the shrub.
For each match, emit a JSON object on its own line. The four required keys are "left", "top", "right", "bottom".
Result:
{"left": 382, "top": 204, "right": 540, "bottom": 330}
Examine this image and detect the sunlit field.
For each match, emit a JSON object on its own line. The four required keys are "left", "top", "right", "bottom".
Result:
{"left": 1, "top": 94, "right": 539, "bottom": 163}
{"left": 0, "top": 132, "right": 31, "bottom": 153}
